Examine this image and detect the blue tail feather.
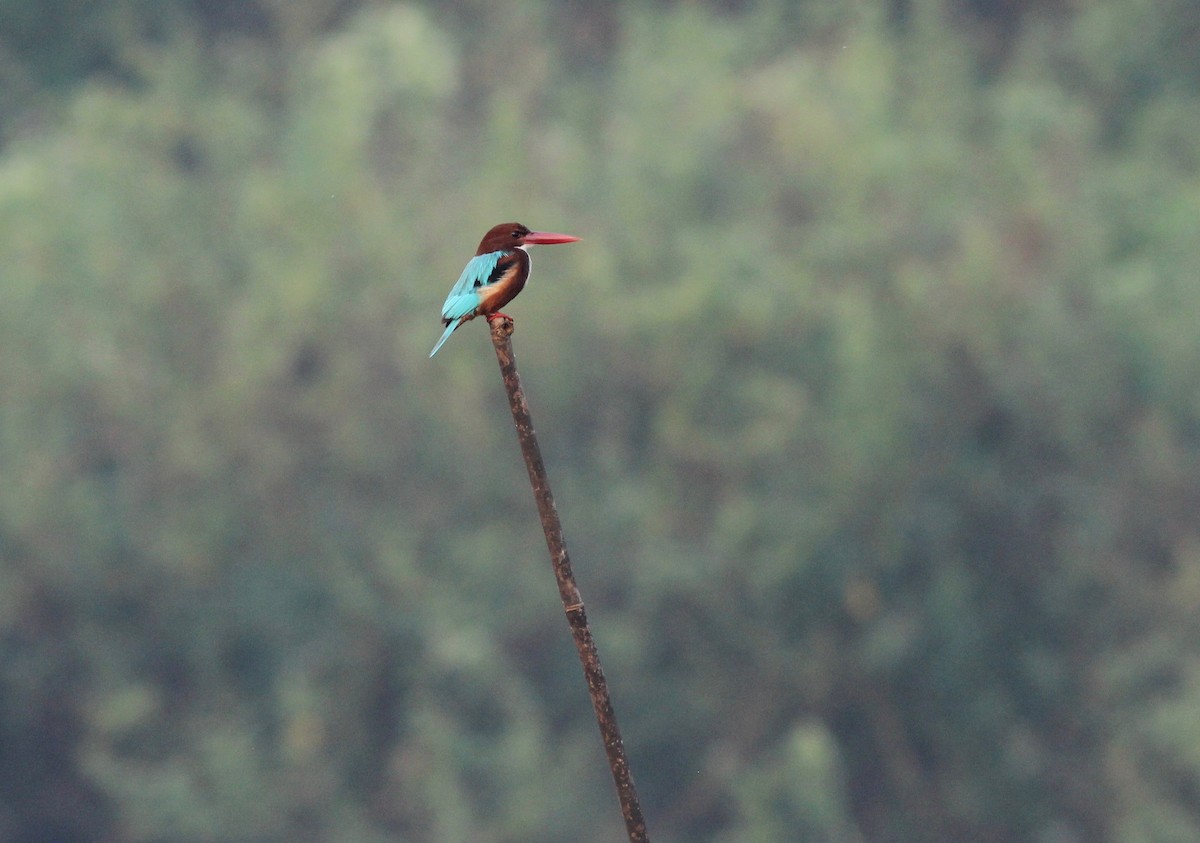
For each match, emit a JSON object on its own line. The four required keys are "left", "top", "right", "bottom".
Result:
{"left": 429, "top": 319, "right": 461, "bottom": 358}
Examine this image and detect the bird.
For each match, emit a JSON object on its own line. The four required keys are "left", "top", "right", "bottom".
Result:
{"left": 429, "top": 222, "right": 580, "bottom": 357}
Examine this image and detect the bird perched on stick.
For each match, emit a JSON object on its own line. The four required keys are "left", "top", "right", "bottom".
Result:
{"left": 429, "top": 222, "right": 580, "bottom": 357}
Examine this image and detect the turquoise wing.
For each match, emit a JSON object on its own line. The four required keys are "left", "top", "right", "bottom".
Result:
{"left": 440, "top": 251, "right": 504, "bottom": 322}
{"left": 430, "top": 250, "right": 509, "bottom": 357}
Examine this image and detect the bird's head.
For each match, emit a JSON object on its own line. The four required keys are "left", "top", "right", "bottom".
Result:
{"left": 476, "top": 222, "right": 580, "bottom": 255}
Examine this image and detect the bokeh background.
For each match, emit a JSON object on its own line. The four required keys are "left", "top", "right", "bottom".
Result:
{"left": 3, "top": 1, "right": 1200, "bottom": 841}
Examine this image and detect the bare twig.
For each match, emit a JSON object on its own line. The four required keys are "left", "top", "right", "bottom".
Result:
{"left": 489, "top": 316, "right": 649, "bottom": 843}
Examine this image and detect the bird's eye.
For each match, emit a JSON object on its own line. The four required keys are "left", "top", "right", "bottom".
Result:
{"left": 512, "top": 230, "right": 522, "bottom": 238}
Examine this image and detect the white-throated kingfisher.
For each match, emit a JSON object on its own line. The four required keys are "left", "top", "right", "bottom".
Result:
{"left": 429, "top": 222, "right": 581, "bottom": 357}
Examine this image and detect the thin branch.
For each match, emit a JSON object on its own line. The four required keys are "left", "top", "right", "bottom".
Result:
{"left": 489, "top": 316, "right": 650, "bottom": 843}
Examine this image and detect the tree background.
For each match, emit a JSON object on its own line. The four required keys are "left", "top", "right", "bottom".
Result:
{"left": 1, "top": 0, "right": 1199, "bottom": 840}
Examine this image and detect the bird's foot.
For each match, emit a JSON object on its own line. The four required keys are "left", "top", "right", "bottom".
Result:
{"left": 486, "top": 311, "right": 513, "bottom": 323}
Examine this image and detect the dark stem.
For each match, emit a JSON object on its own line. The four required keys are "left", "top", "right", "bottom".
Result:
{"left": 489, "top": 316, "right": 650, "bottom": 843}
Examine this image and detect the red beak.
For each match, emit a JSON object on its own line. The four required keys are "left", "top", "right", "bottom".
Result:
{"left": 523, "top": 231, "right": 581, "bottom": 245}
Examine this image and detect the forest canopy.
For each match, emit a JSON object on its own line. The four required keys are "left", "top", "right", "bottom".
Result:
{"left": 2, "top": 1, "right": 1200, "bottom": 841}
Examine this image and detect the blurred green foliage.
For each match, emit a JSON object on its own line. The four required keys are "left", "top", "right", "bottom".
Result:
{"left": 2, "top": 0, "right": 1200, "bottom": 840}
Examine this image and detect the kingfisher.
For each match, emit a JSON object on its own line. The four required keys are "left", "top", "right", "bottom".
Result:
{"left": 429, "top": 222, "right": 581, "bottom": 357}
